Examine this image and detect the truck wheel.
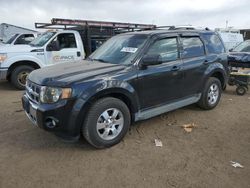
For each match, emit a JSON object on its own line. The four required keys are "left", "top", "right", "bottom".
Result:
{"left": 11, "top": 65, "right": 34, "bottom": 90}
{"left": 198, "top": 77, "right": 222, "bottom": 110}
{"left": 82, "top": 97, "right": 131, "bottom": 148}
{"left": 236, "top": 86, "right": 246, "bottom": 96}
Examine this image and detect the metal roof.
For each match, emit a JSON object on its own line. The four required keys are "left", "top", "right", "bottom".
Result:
{"left": 1, "top": 23, "right": 37, "bottom": 32}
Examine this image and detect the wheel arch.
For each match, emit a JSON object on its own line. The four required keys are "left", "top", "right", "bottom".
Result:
{"left": 209, "top": 71, "right": 226, "bottom": 88}
{"left": 73, "top": 87, "right": 139, "bottom": 135}
{"left": 82, "top": 88, "right": 139, "bottom": 122}
{"left": 7, "top": 61, "right": 41, "bottom": 79}
{"left": 205, "top": 63, "right": 227, "bottom": 89}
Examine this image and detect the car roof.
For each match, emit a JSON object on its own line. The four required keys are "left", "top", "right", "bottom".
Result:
{"left": 121, "top": 29, "right": 215, "bottom": 36}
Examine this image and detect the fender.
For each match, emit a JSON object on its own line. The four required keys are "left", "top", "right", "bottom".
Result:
{"left": 204, "top": 62, "right": 228, "bottom": 87}
{"left": 78, "top": 79, "right": 139, "bottom": 112}
{"left": 68, "top": 79, "right": 140, "bottom": 133}
{"left": 3, "top": 54, "right": 44, "bottom": 68}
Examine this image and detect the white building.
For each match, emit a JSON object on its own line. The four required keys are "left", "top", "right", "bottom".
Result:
{"left": 215, "top": 28, "right": 244, "bottom": 51}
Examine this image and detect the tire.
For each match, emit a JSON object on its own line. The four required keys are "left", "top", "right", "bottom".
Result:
{"left": 11, "top": 65, "right": 34, "bottom": 90}
{"left": 198, "top": 77, "right": 222, "bottom": 110}
{"left": 82, "top": 97, "right": 131, "bottom": 148}
{"left": 222, "top": 84, "right": 227, "bottom": 91}
{"left": 228, "top": 78, "right": 235, "bottom": 86}
{"left": 236, "top": 86, "right": 246, "bottom": 96}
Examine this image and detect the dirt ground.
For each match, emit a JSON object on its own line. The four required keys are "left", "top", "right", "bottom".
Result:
{"left": 0, "top": 80, "right": 249, "bottom": 188}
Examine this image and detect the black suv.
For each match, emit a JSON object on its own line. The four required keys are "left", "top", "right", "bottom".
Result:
{"left": 22, "top": 29, "right": 228, "bottom": 148}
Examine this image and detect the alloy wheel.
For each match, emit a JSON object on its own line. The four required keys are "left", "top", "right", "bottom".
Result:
{"left": 207, "top": 83, "right": 219, "bottom": 105}
{"left": 96, "top": 108, "right": 124, "bottom": 140}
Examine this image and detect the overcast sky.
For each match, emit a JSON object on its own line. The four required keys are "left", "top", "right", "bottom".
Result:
{"left": 0, "top": 0, "right": 249, "bottom": 30}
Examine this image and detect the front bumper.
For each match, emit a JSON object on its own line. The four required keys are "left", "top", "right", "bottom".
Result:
{"left": 0, "top": 68, "right": 8, "bottom": 80}
{"left": 22, "top": 94, "right": 81, "bottom": 141}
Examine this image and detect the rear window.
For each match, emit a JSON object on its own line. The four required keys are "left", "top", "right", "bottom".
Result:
{"left": 202, "top": 34, "right": 225, "bottom": 54}
{"left": 181, "top": 37, "right": 205, "bottom": 58}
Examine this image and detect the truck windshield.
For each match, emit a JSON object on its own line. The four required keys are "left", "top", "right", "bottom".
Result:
{"left": 89, "top": 34, "right": 148, "bottom": 65}
{"left": 4, "top": 34, "right": 19, "bottom": 44}
{"left": 233, "top": 40, "right": 250, "bottom": 52}
{"left": 30, "top": 32, "right": 56, "bottom": 47}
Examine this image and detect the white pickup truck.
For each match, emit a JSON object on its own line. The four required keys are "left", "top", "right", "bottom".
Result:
{"left": 0, "top": 30, "right": 85, "bottom": 89}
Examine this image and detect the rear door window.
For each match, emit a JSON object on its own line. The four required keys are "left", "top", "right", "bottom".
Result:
{"left": 181, "top": 37, "right": 205, "bottom": 58}
{"left": 146, "top": 37, "right": 179, "bottom": 62}
{"left": 202, "top": 34, "right": 225, "bottom": 54}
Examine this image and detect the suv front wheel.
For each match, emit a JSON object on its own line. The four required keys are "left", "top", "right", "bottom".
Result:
{"left": 198, "top": 77, "right": 222, "bottom": 110}
{"left": 82, "top": 97, "right": 131, "bottom": 148}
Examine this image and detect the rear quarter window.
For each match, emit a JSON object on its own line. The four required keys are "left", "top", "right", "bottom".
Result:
{"left": 181, "top": 37, "right": 205, "bottom": 59}
{"left": 202, "top": 34, "right": 225, "bottom": 54}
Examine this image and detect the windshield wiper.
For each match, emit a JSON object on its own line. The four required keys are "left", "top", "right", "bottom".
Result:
{"left": 92, "top": 58, "right": 110, "bottom": 63}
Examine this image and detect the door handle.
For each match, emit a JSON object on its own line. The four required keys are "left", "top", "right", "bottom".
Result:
{"left": 171, "top": 66, "right": 180, "bottom": 71}
{"left": 203, "top": 60, "right": 209, "bottom": 65}
{"left": 77, "top": 51, "right": 81, "bottom": 57}
{"left": 217, "top": 57, "right": 222, "bottom": 62}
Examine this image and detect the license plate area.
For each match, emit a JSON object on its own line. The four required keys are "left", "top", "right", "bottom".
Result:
{"left": 24, "top": 99, "right": 38, "bottom": 126}
{"left": 29, "top": 104, "right": 37, "bottom": 123}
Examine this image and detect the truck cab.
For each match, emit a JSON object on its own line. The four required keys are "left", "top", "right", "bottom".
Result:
{"left": 0, "top": 30, "right": 85, "bottom": 89}
{"left": 0, "top": 33, "right": 37, "bottom": 46}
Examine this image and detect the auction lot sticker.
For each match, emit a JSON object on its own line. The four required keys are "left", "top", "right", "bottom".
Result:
{"left": 121, "top": 47, "right": 138, "bottom": 53}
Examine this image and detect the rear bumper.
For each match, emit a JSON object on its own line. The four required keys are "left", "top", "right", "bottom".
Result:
{"left": 22, "top": 94, "right": 81, "bottom": 141}
{"left": 0, "top": 68, "right": 8, "bottom": 80}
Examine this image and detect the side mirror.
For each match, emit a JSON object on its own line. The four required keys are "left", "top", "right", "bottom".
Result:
{"left": 141, "top": 54, "right": 162, "bottom": 67}
{"left": 46, "top": 41, "right": 60, "bottom": 51}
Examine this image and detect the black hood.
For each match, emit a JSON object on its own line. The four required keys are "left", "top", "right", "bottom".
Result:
{"left": 28, "top": 60, "right": 126, "bottom": 86}
{"left": 228, "top": 52, "right": 250, "bottom": 68}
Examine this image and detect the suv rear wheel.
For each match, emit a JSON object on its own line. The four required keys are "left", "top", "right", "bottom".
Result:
{"left": 82, "top": 97, "right": 131, "bottom": 148}
{"left": 198, "top": 77, "right": 222, "bottom": 110}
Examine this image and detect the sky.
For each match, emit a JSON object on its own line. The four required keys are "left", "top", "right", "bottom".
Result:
{"left": 0, "top": 0, "right": 250, "bottom": 30}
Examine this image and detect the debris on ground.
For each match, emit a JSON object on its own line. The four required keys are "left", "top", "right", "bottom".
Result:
{"left": 166, "top": 120, "right": 177, "bottom": 126}
{"left": 230, "top": 161, "right": 244, "bottom": 168}
{"left": 154, "top": 139, "right": 163, "bottom": 147}
{"left": 228, "top": 98, "right": 233, "bottom": 101}
{"left": 181, "top": 123, "right": 197, "bottom": 133}
{"left": 15, "top": 109, "right": 24, "bottom": 113}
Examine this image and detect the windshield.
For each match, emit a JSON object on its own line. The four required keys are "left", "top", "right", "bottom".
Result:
{"left": 89, "top": 34, "right": 148, "bottom": 64}
{"left": 30, "top": 32, "right": 56, "bottom": 47}
{"left": 4, "top": 34, "right": 19, "bottom": 44}
{"left": 233, "top": 40, "right": 250, "bottom": 52}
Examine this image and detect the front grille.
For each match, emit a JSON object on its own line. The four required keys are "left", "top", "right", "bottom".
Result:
{"left": 26, "top": 80, "right": 41, "bottom": 104}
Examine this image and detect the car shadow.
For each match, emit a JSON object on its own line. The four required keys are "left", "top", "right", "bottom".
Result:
{"left": 0, "top": 81, "right": 18, "bottom": 91}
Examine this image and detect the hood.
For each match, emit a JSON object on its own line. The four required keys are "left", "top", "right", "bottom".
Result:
{"left": 228, "top": 52, "right": 250, "bottom": 68}
{"left": 0, "top": 44, "right": 36, "bottom": 53}
{"left": 28, "top": 60, "right": 126, "bottom": 86}
{"left": 229, "top": 52, "right": 250, "bottom": 62}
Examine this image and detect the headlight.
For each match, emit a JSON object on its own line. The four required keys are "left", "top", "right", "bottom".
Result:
{"left": 0, "top": 53, "right": 7, "bottom": 63}
{"left": 40, "top": 86, "right": 72, "bottom": 103}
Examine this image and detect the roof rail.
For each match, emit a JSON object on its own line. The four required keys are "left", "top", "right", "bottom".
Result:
{"left": 156, "top": 25, "right": 210, "bottom": 31}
